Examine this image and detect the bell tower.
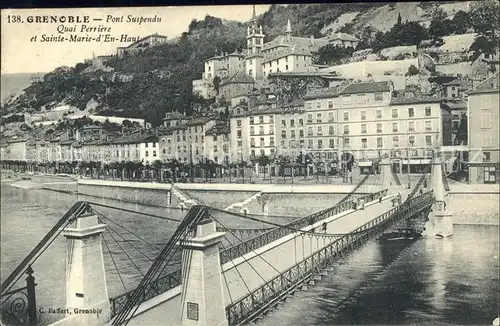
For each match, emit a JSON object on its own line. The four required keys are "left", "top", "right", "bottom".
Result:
{"left": 245, "top": 5, "right": 264, "bottom": 80}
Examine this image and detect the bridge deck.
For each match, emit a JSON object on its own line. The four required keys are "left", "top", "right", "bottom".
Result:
{"left": 118, "top": 188, "right": 414, "bottom": 326}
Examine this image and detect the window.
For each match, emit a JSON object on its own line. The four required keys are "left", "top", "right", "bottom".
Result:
{"left": 282, "top": 120, "right": 286, "bottom": 127}
{"left": 259, "top": 116, "right": 264, "bottom": 123}
{"left": 316, "top": 101, "right": 321, "bottom": 109}
{"left": 269, "top": 115, "right": 274, "bottom": 123}
{"left": 259, "top": 126, "right": 264, "bottom": 135}
{"left": 238, "top": 140, "right": 243, "bottom": 147}
{"left": 308, "top": 139, "right": 313, "bottom": 148}
{"left": 361, "top": 110, "right": 366, "bottom": 120}
{"left": 343, "top": 125, "right": 349, "bottom": 134}
{"left": 377, "top": 138, "right": 383, "bottom": 148}
{"left": 290, "top": 119, "right": 295, "bottom": 127}
{"left": 260, "top": 149, "right": 265, "bottom": 156}
{"left": 376, "top": 109, "right": 382, "bottom": 119}
{"left": 237, "top": 120, "right": 242, "bottom": 127}
{"left": 145, "top": 143, "right": 148, "bottom": 148}
{"left": 250, "top": 117, "right": 254, "bottom": 125}
{"left": 393, "top": 136, "right": 399, "bottom": 147}
{"left": 299, "top": 129, "right": 304, "bottom": 137}
{"left": 343, "top": 111, "right": 349, "bottom": 121}
{"left": 425, "top": 121, "right": 432, "bottom": 131}
{"left": 316, "top": 113, "right": 322, "bottom": 123}
{"left": 342, "top": 95, "right": 351, "bottom": 104}
{"left": 357, "top": 94, "right": 366, "bottom": 104}
{"left": 250, "top": 138, "right": 255, "bottom": 147}
{"left": 299, "top": 119, "right": 304, "bottom": 126}
{"left": 317, "top": 126, "right": 323, "bottom": 135}
{"left": 408, "top": 121, "right": 415, "bottom": 132}
{"left": 250, "top": 126, "right": 255, "bottom": 135}
{"left": 425, "top": 107, "right": 432, "bottom": 116}
{"left": 281, "top": 130, "right": 287, "bottom": 138}
{"left": 393, "top": 122, "right": 398, "bottom": 132}
{"left": 481, "top": 110, "right": 492, "bottom": 128}
{"left": 484, "top": 166, "right": 497, "bottom": 184}
{"left": 426, "top": 135, "right": 432, "bottom": 146}
{"left": 408, "top": 108, "right": 414, "bottom": 117}
{"left": 328, "top": 112, "right": 334, "bottom": 122}
{"left": 237, "top": 130, "right": 242, "bottom": 138}
{"left": 361, "top": 138, "right": 367, "bottom": 148}
{"left": 307, "top": 114, "right": 313, "bottom": 122}
{"left": 377, "top": 123, "right": 382, "bottom": 133}
{"left": 307, "top": 102, "right": 312, "bottom": 110}
{"left": 291, "top": 130, "right": 296, "bottom": 138}
{"left": 409, "top": 136, "right": 415, "bottom": 146}
{"left": 213, "top": 135, "right": 218, "bottom": 141}
{"left": 260, "top": 137, "right": 265, "bottom": 147}
{"left": 328, "top": 101, "right": 333, "bottom": 109}
{"left": 329, "top": 139, "right": 335, "bottom": 148}
{"left": 270, "top": 137, "right": 275, "bottom": 146}
{"left": 483, "top": 152, "right": 491, "bottom": 162}
{"left": 375, "top": 92, "right": 383, "bottom": 101}
{"left": 329, "top": 125, "right": 334, "bottom": 135}
{"left": 145, "top": 151, "right": 149, "bottom": 157}
{"left": 344, "top": 138, "right": 350, "bottom": 146}
{"left": 308, "top": 127, "right": 313, "bottom": 136}
{"left": 481, "top": 130, "right": 491, "bottom": 147}
{"left": 392, "top": 108, "right": 398, "bottom": 118}
{"left": 317, "top": 140, "right": 323, "bottom": 149}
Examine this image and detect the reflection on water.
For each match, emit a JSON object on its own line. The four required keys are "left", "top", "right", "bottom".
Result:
{"left": 263, "top": 226, "right": 499, "bottom": 326}
{"left": 1, "top": 185, "right": 499, "bottom": 325}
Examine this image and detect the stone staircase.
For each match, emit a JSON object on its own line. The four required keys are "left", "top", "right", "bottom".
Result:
{"left": 170, "top": 185, "right": 199, "bottom": 209}
{"left": 225, "top": 192, "right": 263, "bottom": 214}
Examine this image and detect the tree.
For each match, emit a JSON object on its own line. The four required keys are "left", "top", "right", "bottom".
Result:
{"left": 257, "top": 154, "right": 271, "bottom": 180}
{"left": 469, "top": 0, "right": 500, "bottom": 62}
{"left": 406, "top": 65, "right": 419, "bottom": 76}
{"left": 152, "top": 160, "right": 163, "bottom": 182}
{"left": 122, "top": 119, "right": 133, "bottom": 128}
{"left": 213, "top": 76, "right": 221, "bottom": 95}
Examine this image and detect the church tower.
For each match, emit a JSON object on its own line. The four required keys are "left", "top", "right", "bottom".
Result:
{"left": 245, "top": 5, "right": 265, "bottom": 80}
{"left": 285, "top": 19, "right": 292, "bottom": 42}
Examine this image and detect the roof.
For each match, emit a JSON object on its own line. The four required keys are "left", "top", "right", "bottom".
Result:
{"left": 442, "top": 99, "right": 467, "bottom": 110}
{"left": 111, "top": 132, "right": 157, "bottom": 145}
{"left": 339, "top": 81, "right": 392, "bottom": 95}
{"left": 205, "top": 123, "right": 230, "bottom": 136}
{"left": 262, "top": 35, "right": 329, "bottom": 52}
{"left": 303, "top": 87, "right": 339, "bottom": 100}
{"left": 327, "top": 32, "right": 358, "bottom": 42}
{"left": 442, "top": 79, "right": 461, "bottom": 86}
{"left": 205, "top": 51, "right": 245, "bottom": 62}
{"left": 467, "top": 73, "right": 499, "bottom": 95}
{"left": 390, "top": 95, "right": 442, "bottom": 105}
{"left": 163, "top": 111, "right": 186, "bottom": 121}
{"left": 262, "top": 46, "right": 312, "bottom": 64}
{"left": 220, "top": 70, "right": 255, "bottom": 86}
{"left": 185, "top": 116, "right": 215, "bottom": 126}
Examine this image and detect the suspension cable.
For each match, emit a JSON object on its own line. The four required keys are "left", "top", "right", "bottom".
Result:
{"left": 87, "top": 201, "right": 181, "bottom": 223}
{"left": 99, "top": 218, "right": 146, "bottom": 278}
{"left": 219, "top": 241, "right": 251, "bottom": 297}
{"left": 102, "top": 234, "right": 128, "bottom": 293}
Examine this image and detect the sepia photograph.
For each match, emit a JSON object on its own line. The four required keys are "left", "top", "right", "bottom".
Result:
{"left": 0, "top": 2, "right": 499, "bottom": 326}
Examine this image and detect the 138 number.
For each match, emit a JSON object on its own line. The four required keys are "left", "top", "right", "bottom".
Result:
{"left": 8, "top": 15, "right": 23, "bottom": 23}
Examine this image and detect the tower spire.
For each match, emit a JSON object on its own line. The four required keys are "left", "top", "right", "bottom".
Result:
{"left": 252, "top": 4, "right": 256, "bottom": 21}
{"left": 285, "top": 19, "right": 292, "bottom": 41}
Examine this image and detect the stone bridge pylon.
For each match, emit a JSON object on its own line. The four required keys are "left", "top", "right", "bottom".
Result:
{"left": 429, "top": 155, "right": 453, "bottom": 238}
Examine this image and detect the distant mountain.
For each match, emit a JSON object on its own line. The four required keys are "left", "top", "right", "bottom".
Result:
{"left": 1, "top": 73, "right": 45, "bottom": 106}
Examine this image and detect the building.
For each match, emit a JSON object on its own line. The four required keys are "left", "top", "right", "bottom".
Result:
{"left": 275, "top": 99, "right": 306, "bottom": 160}
{"left": 163, "top": 111, "right": 189, "bottom": 128}
{"left": 262, "top": 46, "right": 314, "bottom": 78}
{"left": 302, "top": 87, "right": 340, "bottom": 167}
{"left": 244, "top": 6, "right": 265, "bottom": 81}
{"left": 203, "top": 51, "right": 246, "bottom": 80}
{"left": 467, "top": 73, "right": 499, "bottom": 184}
{"left": 218, "top": 71, "right": 255, "bottom": 102}
{"left": 205, "top": 122, "right": 231, "bottom": 165}
{"left": 325, "top": 32, "right": 359, "bottom": 48}
{"left": 117, "top": 33, "right": 168, "bottom": 57}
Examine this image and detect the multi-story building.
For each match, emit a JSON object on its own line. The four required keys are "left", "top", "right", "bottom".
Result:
{"left": 218, "top": 71, "right": 255, "bottom": 102}
{"left": 275, "top": 100, "right": 306, "bottom": 159}
{"left": 229, "top": 104, "right": 252, "bottom": 162}
{"left": 4, "top": 137, "right": 28, "bottom": 161}
{"left": 303, "top": 87, "right": 340, "bottom": 165}
{"left": 467, "top": 73, "right": 499, "bottom": 184}
{"left": 205, "top": 122, "right": 231, "bottom": 165}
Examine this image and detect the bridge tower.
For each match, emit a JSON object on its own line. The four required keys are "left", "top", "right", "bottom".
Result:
{"left": 431, "top": 154, "right": 453, "bottom": 237}
{"left": 62, "top": 212, "right": 110, "bottom": 325}
{"left": 178, "top": 216, "right": 228, "bottom": 326}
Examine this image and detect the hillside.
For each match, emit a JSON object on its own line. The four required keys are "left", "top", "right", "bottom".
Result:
{"left": 1, "top": 73, "right": 45, "bottom": 106}
{"left": 3, "top": 1, "right": 497, "bottom": 128}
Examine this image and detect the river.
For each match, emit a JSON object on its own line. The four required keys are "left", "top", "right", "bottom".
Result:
{"left": 1, "top": 184, "right": 499, "bottom": 325}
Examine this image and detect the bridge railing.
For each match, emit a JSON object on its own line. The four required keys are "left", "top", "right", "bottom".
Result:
{"left": 109, "top": 269, "right": 182, "bottom": 318}
{"left": 226, "top": 190, "right": 434, "bottom": 325}
{"left": 220, "top": 189, "right": 388, "bottom": 264}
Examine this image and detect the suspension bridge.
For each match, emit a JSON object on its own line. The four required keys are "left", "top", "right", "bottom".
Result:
{"left": 0, "top": 154, "right": 453, "bottom": 326}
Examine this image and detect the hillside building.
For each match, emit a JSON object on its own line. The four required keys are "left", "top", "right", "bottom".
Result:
{"left": 117, "top": 33, "right": 168, "bottom": 57}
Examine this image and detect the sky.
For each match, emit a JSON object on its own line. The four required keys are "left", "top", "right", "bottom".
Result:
{"left": 0, "top": 5, "right": 270, "bottom": 75}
